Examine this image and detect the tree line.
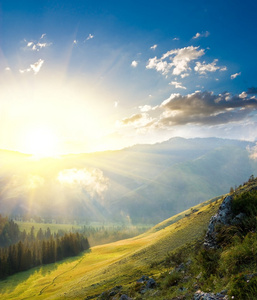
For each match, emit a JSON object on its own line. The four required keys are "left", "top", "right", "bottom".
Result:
{"left": 0, "top": 215, "right": 90, "bottom": 279}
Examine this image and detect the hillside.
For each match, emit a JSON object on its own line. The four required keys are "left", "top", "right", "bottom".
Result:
{"left": 0, "top": 187, "right": 224, "bottom": 299}
{"left": 0, "top": 137, "right": 256, "bottom": 224}
{"left": 1, "top": 178, "right": 257, "bottom": 299}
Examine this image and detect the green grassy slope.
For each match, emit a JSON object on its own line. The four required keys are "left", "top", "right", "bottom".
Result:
{"left": 0, "top": 196, "right": 223, "bottom": 299}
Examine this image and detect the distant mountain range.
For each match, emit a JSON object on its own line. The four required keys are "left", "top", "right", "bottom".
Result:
{"left": 0, "top": 137, "right": 257, "bottom": 224}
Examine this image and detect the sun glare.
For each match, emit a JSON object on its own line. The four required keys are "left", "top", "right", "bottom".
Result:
{"left": 24, "top": 128, "right": 58, "bottom": 158}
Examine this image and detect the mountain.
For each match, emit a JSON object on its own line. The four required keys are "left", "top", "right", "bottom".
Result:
{"left": 0, "top": 137, "right": 257, "bottom": 223}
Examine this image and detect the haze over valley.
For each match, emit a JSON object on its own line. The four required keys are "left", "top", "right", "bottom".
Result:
{"left": 1, "top": 137, "right": 257, "bottom": 224}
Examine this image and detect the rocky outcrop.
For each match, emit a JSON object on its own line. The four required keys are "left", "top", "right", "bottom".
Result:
{"left": 204, "top": 196, "right": 233, "bottom": 248}
{"left": 194, "top": 290, "right": 228, "bottom": 300}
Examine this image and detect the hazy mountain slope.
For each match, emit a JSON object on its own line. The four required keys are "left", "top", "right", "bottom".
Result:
{"left": 108, "top": 144, "right": 257, "bottom": 223}
{"left": 0, "top": 137, "right": 256, "bottom": 223}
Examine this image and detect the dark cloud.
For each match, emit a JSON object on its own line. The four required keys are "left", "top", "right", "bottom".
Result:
{"left": 158, "top": 91, "right": 257, "bottom": 126}
{"left": 122, "top": 113, "right": 143, "bottom": 125}
{"left": 246, "top": 87, "right": 257, "bottom": 94}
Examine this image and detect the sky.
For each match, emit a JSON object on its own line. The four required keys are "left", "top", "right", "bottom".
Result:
{"left": 0, "top": 0, "right": 257, "bottom": 156}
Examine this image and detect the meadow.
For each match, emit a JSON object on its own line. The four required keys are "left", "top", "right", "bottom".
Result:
{"left": 0, "top": 196, "right": 222, "bottom": 299}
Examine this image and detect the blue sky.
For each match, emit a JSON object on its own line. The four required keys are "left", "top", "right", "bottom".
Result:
{"left": 0, "top": 0, "right": 257, "bottom": 155}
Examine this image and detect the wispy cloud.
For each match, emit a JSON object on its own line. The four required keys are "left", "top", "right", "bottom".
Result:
{"left": 169, "top": 81, "right": 187, "bottom": 89}
{"left": 173, "top": 37, "right": 179, "bottom": 41}
{"left": 146, "top": 46, "right": 205, "bottom": 76}
{"left": 25, "top": 34, "right": 51, "bottom": 51}
{"left": 150, "top": 44, "right": 157, "bottom": 50}
{"left": 194, "top": 59, "right": 227, "bottom": 74}
{"left": 131, "top": 60, "right": 138, "bottom": 68}
{"left": 19, "top": 59, "right": 44, "bottom": 75}
{"left": 231, "top": 72, "right": 241, "bottom": 79}
{"left": 122, "top": 113, "right": 144, "bottom": 125}
{"left": 86, "top": 33, "right": 94, "bottom": 41}
{"left": 192, "top": 31, "right": 210, "bottom": 39}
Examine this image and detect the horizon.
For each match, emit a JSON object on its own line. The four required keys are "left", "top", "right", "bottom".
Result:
{"left": 1, "top": 1, "right": 257, "bottom": 157}
{"left": 0, "top": 135, "right": 256, "bottom": 158}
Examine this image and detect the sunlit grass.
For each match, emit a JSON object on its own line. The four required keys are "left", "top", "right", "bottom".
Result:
{"left": 0, "top": 198, "right": 222, "bottom": 299}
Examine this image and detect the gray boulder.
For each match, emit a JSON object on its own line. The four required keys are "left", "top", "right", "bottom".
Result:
{"left": 204, "top": 196, "right": 233, "bottom": 248}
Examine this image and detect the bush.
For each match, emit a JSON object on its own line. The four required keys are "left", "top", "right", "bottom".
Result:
{"left": 197, "top": 248, "right": 221, "bottom": 277}
{"left": 220, "top": 232, "right": 257, "bottom": 275}
{"left": 162, "top": 271, "right": 182, "bottom": 288}
{"left": 232, "top": 190, "right": 257, "bottom": 217}
{"left": 229, "top": 273, "right": 257, "bottom": 300}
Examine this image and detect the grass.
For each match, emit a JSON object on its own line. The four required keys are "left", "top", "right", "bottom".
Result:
{"left": 15, "top": 221, "right": 82, "bottom": 234}
{"left": 0, "top": 196, "right": 222, "bottom": 299}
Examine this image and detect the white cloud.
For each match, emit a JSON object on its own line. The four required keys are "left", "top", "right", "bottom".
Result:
{"left": 173, "top": 37, "right": 179, "bottom": 41}
{"left": 86, "top": 33, "right": 94, "bottom": 40}
{"left": 30, "top": 59, "right": 44, "bottom": 74}
{"left": 26, "top": 35, "right": 51, "bottom": 51}
{"left": 194, "top": 59, "right": 227, "bottom": 74}
{"left": 169, "top": 81, "right": 187, "bottom": 89}
{"left": 192, "top": 31, "right": 210, "bottom": 39}
{"left": 150, "top": 44, "right": 157, "bottom": 50}
{"left": 20, "top": 59, "right": 44, "bottom": 75}
{"left": 131, "top": 60, "right": 138, "bottom": 68}
{"left": 114, "top": 101, "right": 119, "bottom": 108}
{"left": 239, "top": 91, "right": 247, "bottom": 99}
{"left": 27, "top": 42, "right": 33, "bottom": 47}
{"left": 146, "top": 46, "right": 205, "bottom": 76}
{"left": 139, "top": 105, "right": 153, "bottom": 112}
{"left": 19, "top": 68, "right": 31, "bottom": 74}
{"left": 5, "top": 67, "right": 11, "bottom": 71}
{"left": 73, "top": 40, "right": 78, "bottom": 44}
{"left": 181, "top": 73, "right": 189, "bottom": 78}
{"left": 231, "top": 72, "right": 241, "bottom": 79}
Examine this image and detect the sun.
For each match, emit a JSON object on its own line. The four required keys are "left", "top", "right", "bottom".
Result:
{"left": 24, "top": 127, "right": 59, "bottom": 158}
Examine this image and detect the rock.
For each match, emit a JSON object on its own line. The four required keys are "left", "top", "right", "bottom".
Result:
{"left": 186, "top": 259, "right": 192, "bottom": 266}
{"left": 146, "top": 278, "right": 156, "bottom": 289}
{"left": 137, "top": 275, "right": 149, "bottom": 283}
{"left": 175, "top": 263, "right": 185, "bottom": 272}
{"left": 109, "top": 285, "right": 122, "bottom": 297}
{"left": 194, "top": 290, "right": 228, "bottom": 300}
{"left": 204, "top": 196, "right": 233, "bottom": 248}
{"left": 119, "top": 294, "right": 131, "bottom": 300}
{"left": 231, "top": 212, "right": 246, "bottom": 225}
{"left": 98, "top": 291, "right": 108, "bottom": 299}
{"left": 196, "top": 272, "right": 202, "bottom": 280}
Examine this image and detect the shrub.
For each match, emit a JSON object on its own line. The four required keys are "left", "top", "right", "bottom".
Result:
{"left": 229, "top": 273, "right": 257, "bottom": 300}
{"left": 162, "top": 271, "right": 182, "bottom": 288}
{"left": 220, "top": 232, "right": 257, "bottom": 275}
{"left": 232, "top": 190, "right": 257, "bottom": 217}
{"left": 197, "top": 248, "right": 221, "bottom": 277}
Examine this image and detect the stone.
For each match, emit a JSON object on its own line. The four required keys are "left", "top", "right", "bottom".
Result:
{"left": 136, "top": 275, "right": 149, "bottom": 283}
{"left": 119, "top": 294, "right": 132, "bottom": 300}
{"left": 204, "top": 196, "right": 233, "bottom": 249}
{"left": 146, "top": 278, "right": 156, "bottom": 289}
{"left": 194, "top": 290, "right": 228, "bottom": 300}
